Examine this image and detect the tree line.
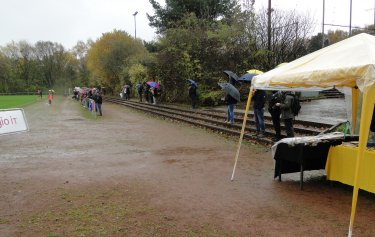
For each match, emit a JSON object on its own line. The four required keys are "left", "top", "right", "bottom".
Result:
{"left": 0, "top": 0, "right": 374, "bottom": 104}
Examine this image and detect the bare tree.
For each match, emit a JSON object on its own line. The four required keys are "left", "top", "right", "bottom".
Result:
{"left": 254, "top": 8, "right": 315, "bottom": 69}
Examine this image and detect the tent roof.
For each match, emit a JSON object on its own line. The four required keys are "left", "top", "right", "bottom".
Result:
{"left": 253, "top": 33, "right": 375, "bottom": 92}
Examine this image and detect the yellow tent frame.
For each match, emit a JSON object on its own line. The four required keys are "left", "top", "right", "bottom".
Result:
{"left": 231, "top": 33, "right": 375, "bottom": 236}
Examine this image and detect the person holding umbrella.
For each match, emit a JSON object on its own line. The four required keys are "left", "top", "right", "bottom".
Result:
{"left": 150, "top": 87, "right": 157, "bottom": 105}
{"left": 218, "top": 83, "right": 240, "bottom": 125}
{"left": 223, "top": 70, "right": 240, "bottom": 86}
{"left": 225, "top": 93, "right": 237, "bottom": 125}
{"left": 187, "top": 79, "right": 198, "bottom": 109}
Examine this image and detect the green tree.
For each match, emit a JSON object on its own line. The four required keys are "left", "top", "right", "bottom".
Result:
{"left": 86, "top": 30, "right": 149, "bottom": 94}
{"left": 326, "top": 29, "right": 348, "bottom": 45}
{"left": 128, "top": 64, "right": 148, "bottom": 85}
{"left": 18, "top": 41, "right": 35, "bottom": 88}
{"left": 0, "top": 51, "right": 13, "bottom": 92}
{"left": 34, "top": 41, "right": 67, "bottom": 89}
{"left": 72, "top": 40, "right": 93, "bottom": 87}
{"left": 149, "top": 4, "right": 259, "bottom": 103}
{"left": 148, "top": 0, "right": 239, "bottom": 33}
{"left": 352, "top": 24, "right": 375, "bottom": 35}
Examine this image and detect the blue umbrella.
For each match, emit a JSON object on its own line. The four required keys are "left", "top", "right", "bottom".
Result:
{"left": 238, "top": 69, "right": 264, "bottom": 83}
{"left": 218, "top": 82, "right": 240, "bottom": 102}
{"left": 187, "top": 79, "right": 198, "bottom": 87}
{"left": 238, "top": 73, "right": 255, "bottom": 83}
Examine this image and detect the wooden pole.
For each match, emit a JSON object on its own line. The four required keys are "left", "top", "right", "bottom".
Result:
{"left": 231, "top": 86, "right": 254, "bottom": 181}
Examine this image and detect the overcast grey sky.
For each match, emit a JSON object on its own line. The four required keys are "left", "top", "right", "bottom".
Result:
{"left": 0, "top": 0, "right": 374, "bottom": 50}
{"left": 0, "top": 0, "right": 161, "bottom": 49}
{"left": 255, "top": 0, "right": 375, "bottom": 34}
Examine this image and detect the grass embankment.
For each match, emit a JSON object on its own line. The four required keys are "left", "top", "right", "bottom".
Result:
{"left": 0, "top": 95, "right": 39, "bottom": 109}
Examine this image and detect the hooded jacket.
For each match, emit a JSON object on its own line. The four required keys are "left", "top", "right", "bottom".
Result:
{"left": 279, "top": 92, "right": 294, "bottom": 120}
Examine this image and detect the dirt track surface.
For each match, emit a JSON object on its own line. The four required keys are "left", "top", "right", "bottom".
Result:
{"left": 0, "top": 96, "right": 375, "bottom": 236}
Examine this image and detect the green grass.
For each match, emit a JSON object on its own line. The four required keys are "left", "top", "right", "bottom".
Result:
{"left": 0, "top": 95, "right": 38, "bottom": 109}
{"left": 16, "top": 186, "right": 240, "bottom": 237}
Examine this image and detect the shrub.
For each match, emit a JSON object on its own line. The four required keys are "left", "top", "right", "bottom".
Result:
{"left": 199, "top": 90, "right": 224, "bottom": 107}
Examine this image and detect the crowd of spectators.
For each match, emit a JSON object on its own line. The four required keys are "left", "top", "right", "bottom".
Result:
{"left": 72, "top": 87, "right": 103, "bottom": 116}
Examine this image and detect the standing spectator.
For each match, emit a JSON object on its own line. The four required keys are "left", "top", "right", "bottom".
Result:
{"left": 37, "top": 89, "right": 42, "bottom": 99}
{"left": 252, "top": 89, "right": 266, "bottom": 137}
{"left": 136, "top": 82, "right": 143, "bottom": 102}
{"left": 123, "top": 85, "right": 130, "bottom": 100}
{"left": 48, "top": 90, "right": 53, "bottom": 105}
{"left": 268, "top": 91, "right": 283, "bottom": 141}
{"left": 144, "top": 83, "right": 150, "bottom": 103}
{"left": 87, "top": 89, "right": 93, "bottom": 100}
{"left": 95, "top": 92, "right": 103, "bottom": 116}
{"left": 73, "top": 89, "right": 79, "bottom": 101}
{"left": 275, "top": 91, "right": 295, "bottom": 137}
{"left": 157, "top": 81, "right": 162, "bottom": 98}
{"left": 121, "top": 85, "right": 126, "bottom": 100}
{"left": 150, "top": 87, "right": 157, "bottom": 105}
{"left": 188, "top": 84, "right": 197, "bottom": 109}
{"left": 224, "top": 94, "right": 237, "bottom": 125}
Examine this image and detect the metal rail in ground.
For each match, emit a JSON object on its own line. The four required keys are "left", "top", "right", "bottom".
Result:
{"left": 104, "top": 97, "right": 341, "bottom": 145}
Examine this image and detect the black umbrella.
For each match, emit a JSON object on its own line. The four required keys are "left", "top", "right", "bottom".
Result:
{"left": 223, "top": 70, "right": 239, "bottom": 85}
{"left": 218, "top": 82, "right": 240, "bottom": 102}
{"left": 187, "top": 79, "right": 198, "bottom": 87}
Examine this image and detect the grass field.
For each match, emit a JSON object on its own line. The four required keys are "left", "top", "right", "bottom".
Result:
{"left": 0, "top": 95, "right": 39, "bottom": 109}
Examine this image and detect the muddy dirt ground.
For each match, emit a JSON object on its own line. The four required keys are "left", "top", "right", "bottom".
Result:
{"left": 0, "top": 96, "right": 375, "bottom": 237}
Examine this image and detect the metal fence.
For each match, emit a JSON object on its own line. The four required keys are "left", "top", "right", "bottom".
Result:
{"left": 0, "top": 92, "right": 39, "bottom": 96}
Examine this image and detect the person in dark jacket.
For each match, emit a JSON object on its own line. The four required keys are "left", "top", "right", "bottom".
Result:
{"left": 123, "top": 85, "right": 130, "bottom": 100}
{"left": 275, "top": 91, "right": 295, "bottom": 137}
{"left": 94, "top": 92, "right": 103, "bottom": 116}
{"left": 144, "top": 83, "right": 150, "bottom": 103}
{"left": 224, "top": 94, "right": 237, "bottom": 124}
{"left": 252, "top": 89, "right": 266, "bottom": 137}
{"left": 268, "top": 91, "right": 283, "bottom": 141}
{"left": 188, "top": 84, "right": 197, "bottom": 109}
{"left": 136, "top": 82, "right": 143, "bottom": 102}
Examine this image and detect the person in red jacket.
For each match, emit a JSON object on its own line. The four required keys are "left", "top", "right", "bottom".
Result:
{"left": 48, "top": 90, "right": 53, "bottom": 105}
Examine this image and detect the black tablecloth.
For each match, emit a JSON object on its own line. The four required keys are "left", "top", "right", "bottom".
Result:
{"left": 273, "top": 133, "right": 358, "bottom": 179}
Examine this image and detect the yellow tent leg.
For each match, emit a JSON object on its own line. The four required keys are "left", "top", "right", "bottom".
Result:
{"left": 348, "top": 85, "right": 375, "bottom": 237}
{"left": 231, "top": 85, "right": 254, "bottom": 181}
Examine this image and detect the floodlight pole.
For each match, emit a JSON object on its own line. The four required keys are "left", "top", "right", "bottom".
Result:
{"left": 267, "top": 0, "right": 272, "bottom": 51}
{"left": 349, "top": 0, "right": 352, "bottom": 35}
{"left": 133, "top": 11, "right": 138, "bottom": 39}
{"left": 322, "top": 0, "right": 325, "bottom": 48}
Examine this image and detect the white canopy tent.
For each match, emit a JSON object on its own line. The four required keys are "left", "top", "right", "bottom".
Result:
{"left": 231, "top": 33, "right": 375, "bottom": 237}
